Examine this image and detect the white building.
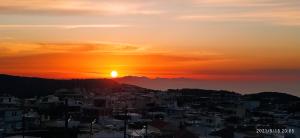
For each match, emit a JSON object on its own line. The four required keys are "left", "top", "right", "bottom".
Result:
{"left": 0, "top": 96, "right": 20, "bottom": 106}
{"left": 0, "top": 108, "right": 23, "bottom": 133}
{"left": 38, "top": 95, "right": 60, "bottom": 104}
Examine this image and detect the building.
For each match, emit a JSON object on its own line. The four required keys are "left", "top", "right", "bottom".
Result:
{"left": 0, "top": 107, "right": 23, "bottom": 133}
{"left": 0, "top": 96, "right": 20, "bottom": 106}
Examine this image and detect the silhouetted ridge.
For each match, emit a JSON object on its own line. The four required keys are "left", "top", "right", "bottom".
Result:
{"left": 0, "top": 74, "right": 145, "bottom": 98}
{"left": 1, "top": 74, "right": 299, "bottom": 101}
{"left": 168, "top": 88, "right": 241, "bottom": 96}
{"left": 244, "top": 92, "right": 300, "bottom": 104}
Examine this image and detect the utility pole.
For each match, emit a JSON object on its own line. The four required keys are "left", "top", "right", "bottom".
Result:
{"left": 89, "top": 119, "right": 96, "bottom": 138}
{"left": 89, "top": 122, "right": 92, "bottom": 138}
{"left": 65, "top": 99, "right": 69, "bottom": 138}
{"left": 144, "top": 122, "right": 148, "bottom": 138}
{"left": 22, "top": 100, "right": 25, "bottom": 138}
{"left": 124, "top": 107, "right": 128, "bottom": 138}
{"left": 22, "top": 110, "right": 25, "bottom": 138}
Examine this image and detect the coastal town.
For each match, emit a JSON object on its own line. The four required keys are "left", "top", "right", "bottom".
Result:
{"left": 1, "top": 86, "right": 299, "bottom": 138}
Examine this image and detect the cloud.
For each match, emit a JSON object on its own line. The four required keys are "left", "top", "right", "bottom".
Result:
{"left": 0, "top": 41, "right": 226, "bottom": 66}
{"left": 0, "top": 41, "right": 227, "bottom": 80}
{"left": 0, "top": 41, "right": 223, "bottom": 61}
{"left": 35, "top": 42, "right": 145, "bottom": 54}
{"left": 194, "top": 68, "right": 300, "bottom": 76}
{"left": 0, "top": 24, "right": 130, "bottom": 29}
{"left": 0, "top": 0, "right": 164, "bottom": 16}
{"left": 174, "top": 0, "right": 300, "bottom": 26}
{"left": 1, "top": 41, "right": 298, "bottom": 81}
{"left": 178, "top": 1, "right": 300, "bottom": 26}
{"left": 0, "top": 41, "right": 144, "bottom": 58}
{"left": 1, "top": 0, "right": 299, "bottom": 26}
{"left": 0, "top": 49, "right": 225, "bottom": 72}
{"left": 189, "top": 69, "right": 300, "bottom": 81}
{"left": 193, "top": 0, "right": 300, "bottom": 8}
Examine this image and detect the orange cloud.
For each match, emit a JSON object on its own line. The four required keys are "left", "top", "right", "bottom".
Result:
{"left": 0, "top": 41, "right": 143, "bottom": 57}
{"left": 178, "top": 9, "right": 300, "bottom": 26}
{"left": 0, "top": 0, "right": 164, "bottom": 16}
{"left": 1, "top": 41, "right": 300, "bottom": 80}
{"left": 0, "top": 24, "right": 130, "bottom": 29}
{"left": 0, "top": 41, "right": 227, "bottom": 79}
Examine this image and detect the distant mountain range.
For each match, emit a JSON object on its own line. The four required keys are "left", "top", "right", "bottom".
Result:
{"left": 116, "top": 76, "right": 300, "bottom": 97}
{"left": 0, "top": 74, "right": 299, "bottom": 101}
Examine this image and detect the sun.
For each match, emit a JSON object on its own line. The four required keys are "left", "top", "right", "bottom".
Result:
{"left": 110, "top": 70, "right": 118, "bottom": 78}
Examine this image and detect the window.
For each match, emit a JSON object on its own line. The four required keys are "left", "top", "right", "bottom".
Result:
{"left": 12, "top": 111, "right": 17, "bottom": 116}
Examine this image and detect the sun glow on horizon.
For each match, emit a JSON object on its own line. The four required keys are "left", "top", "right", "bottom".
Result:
{"left": 110, "top": 70, "right": 118, "bottom": 78}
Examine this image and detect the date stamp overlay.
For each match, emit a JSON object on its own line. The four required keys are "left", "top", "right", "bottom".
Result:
{"left": 256, "top": 128, "right": 295, "bottom": 135}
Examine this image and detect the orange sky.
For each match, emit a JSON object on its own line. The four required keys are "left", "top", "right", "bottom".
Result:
{"left": 0, "top": 0, "right": 300, "bottom": 81}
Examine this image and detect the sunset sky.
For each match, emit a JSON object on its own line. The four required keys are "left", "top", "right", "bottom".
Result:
{"left": 0, "top": 0, "right": 300, "bottom": 81}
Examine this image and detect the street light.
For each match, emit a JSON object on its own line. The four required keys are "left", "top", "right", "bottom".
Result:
{"left": 89, "top": 119, "right": 96, "bottom": 138}
{"left": 143, "top": 122, "right": 148, "bottom": 138}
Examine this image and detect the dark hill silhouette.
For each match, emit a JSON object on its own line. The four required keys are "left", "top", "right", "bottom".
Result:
{"left": 167, "top": 88, "right": 241, "bottom": 97}
{"left": 0, "top": 74, "right": 299, "bottom": 101}
{"left": 0, "top": 74, "right": 146, "bottom": 98}
{"left": 244, "top": 92, "right": 300, "bottom": 104}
